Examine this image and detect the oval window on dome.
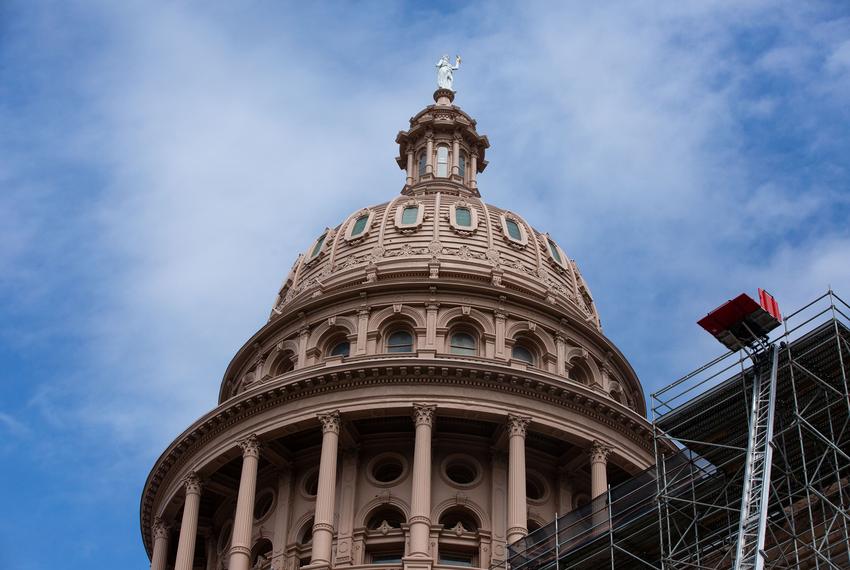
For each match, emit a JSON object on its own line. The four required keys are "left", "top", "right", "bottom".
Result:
{"left": 547, "top": 238, "right": 563, "bottom": 264}
{"left": 387, "top": 330, "right": 414, "bottom": 353}
{"left": 401, "top": 206, "right": 419, "bottom": 225}
{"left": 455, "top": 207, "right": 472, "bottom": 228}
{"left": 309, "top": 232, "right": 327, "bottom": 259}
{"left": 506, "top": 219, "right": 522, "bottom": 241}
{"left": 449, "top": 332, "right": 477, "bottom": 356}
{"left": 350, "top": 214, "right": 369, "bottom": 237}
{"left": 512, "top": 344, "right": 535, "bottom": 365}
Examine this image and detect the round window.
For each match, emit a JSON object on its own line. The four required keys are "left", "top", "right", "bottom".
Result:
{"left": 303, "top": 470, "right": 319, "bottom": 497}
{"left": 443, "top": 455, "right": 481, "bottom": 487}
{"left": 253, "top": 488, "right": 275, "bottom": 521}
{"left": 526, "top": 474, "right": 548, "bottom": 502}
{"left": 373, "top": 457, "right": 404, "bottom": 483}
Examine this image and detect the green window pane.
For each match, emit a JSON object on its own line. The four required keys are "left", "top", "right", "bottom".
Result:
{"left": 351, "top": 215, "right": 368, "bottom": 236}
{"left": 387, "top": 331, "right": 413, "bottom": 352}
{"left": 506, "top": 219, "right": 522, "bottom": 240}
{"left": 548, "top": 239, "right": 562, "bottom": 263}
{"left": 512, "top": 345, "right": 534, "bottom": 364}
{"left": 311, "top": 233, "right": 326, "bottom": 257}
{"left": 401, "top": 205, "right": 419, "bottom": 225}
{"left": 455, "top": 207, "right": 472, "bottom": 227}
{"left": 450, "top": 332, "right": 477, "bottom": 356}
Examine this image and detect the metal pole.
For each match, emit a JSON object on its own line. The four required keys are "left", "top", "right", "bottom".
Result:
{"left": 554, "top": 512, "right": 559, "bottom": 570}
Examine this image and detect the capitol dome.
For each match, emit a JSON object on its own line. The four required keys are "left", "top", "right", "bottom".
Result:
{"left": 142, "top": 87, "right": 653, "bottom": 570}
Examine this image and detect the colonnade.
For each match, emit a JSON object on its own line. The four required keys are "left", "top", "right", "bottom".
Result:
{"left": 149, "top": 410, "right": 612, "bottom": 570}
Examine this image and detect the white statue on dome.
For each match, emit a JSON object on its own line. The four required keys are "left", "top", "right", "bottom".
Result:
{"left": 436, "top": 54, "right": 461, "bottom": 91}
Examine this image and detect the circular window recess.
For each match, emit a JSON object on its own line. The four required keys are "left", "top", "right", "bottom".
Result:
{"left": 253, "top": 488, "right": 276, "bottom": 521}
{"left": 367, "top": 453, "right": 408, "bottom": 487}
{"left": 442, "top": 454, "right": 482, "bottom": 488}
{"left": 302, "top": 469, "right": 319, "bottom": 498}
{"left": 526, "top": 472, "right": 549, "bottom": 503}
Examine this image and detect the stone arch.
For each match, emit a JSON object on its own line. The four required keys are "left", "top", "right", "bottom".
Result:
{"left": 368, "top": 304, "right": 427, "bottom": 331}
{"left": 263, "top": 339, "right": 300, "bottom": 377}
{"left": 355, "top": 496, "right": 411, "bottom": 529}
{"left": 437, "top": 306, "right": 495, "bottom": 336}
{"left": 289, "top": 512, "right": 316, "bottom": 545}
{"left": 567, "top": 352, "right": 601, "bottom": 387}
{"left": 504, "top": 321, "right": 557, "bottom": 356}
{"left": 432, "top": 497, "right": 489, "bottom": 532}
{"left": 308, "top": 316, "right": 358, "bottom": 352}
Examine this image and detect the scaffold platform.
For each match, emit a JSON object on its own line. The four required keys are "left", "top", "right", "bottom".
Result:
{"left": 507, "top": 290, "right": 850, "bottom": 569}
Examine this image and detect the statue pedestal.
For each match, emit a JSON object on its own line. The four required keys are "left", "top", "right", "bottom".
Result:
{"left": 433, "top": 88, "right": 455, "bottom": 106}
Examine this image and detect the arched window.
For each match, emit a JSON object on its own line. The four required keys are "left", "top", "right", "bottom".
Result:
{"left": 547, "top": 238, "right": 563, "bottom": 264}
{"left": 436, "top": 146, "right": 449, "bottom": 177}
{"left": 251, "top": 538, "right": 273, "bottom": 569}
{"left": 367, "top": 506, "right": 406, "bottom": 530}
{"left": 449, "top": 332, "right": 477, "bottom": 356}
{"left": 511, "top": 344, "right": 535, "bottom": 365}
{"left": 387, "top": 330, "right": 414, "bottom": 353}
{"left": 438, "top": 507, "right": 481, "bottom": 567}
{"left": 310, "top": 232, "right": 327, "bottom": 259}
{"left": 458, "top": 152, "right": 466, "bottom": 178}
{"left": 271, "top": 352, "right": 295, "bottom": 376}
{"left": 401, "top": 205, "right": 419, "bottom": 225}
{"left": 330, "top": 340, "right": 350, "bottom": 357}
{"left": 297, "top": 517, "right": 314, "bottom": 567}
{"left": 365, "top": 506, "right": 406, "bottom": 564}
{"left": 418, "top": 152, "right": 427, "bottom": 178}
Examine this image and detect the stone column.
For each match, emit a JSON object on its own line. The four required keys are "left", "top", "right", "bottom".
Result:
{"left": 555, "top": 335, "right": 566, "bottom": 376}
{"left": 451, "top": 136, "right": 460, "bottom": 177}
{"left": 174, "top": 472, "right": 203, "bottom": 570}
{"left": 589, "top": 441, "right": 611, "bottom": 530}
{"left": 408, "top": 404, "right": 437, "bottom": 557}
{"left": 470, "top": 153, "right": 478, "bottom": 189}
{"left": 229, "top": 435, "right": 262, "bottom": 570}
{"left": 312, "top": 411, "right": 342, "bottom": 567}
{"left": 335, "top": 447, "right": 360, "bottom": 566}
{"left": 271, "top": 467, "right": 293, "bottom": 570}
{"left": 506, "top": 415, "right": 531, "bottom": 545}
{"left": 425, "top": 136, "right": 434, "bottom": 175}
{"left": 297, "top": 327, "right": 310, "bottom": 369}
{"left": 406, "top": 149, "right": 414, "bottom": 186}
{"left": 150, "top": 517, "right": 170, "bottom": 570}
{"left": 489, "top": 451, "right": 508, "bottom": 567}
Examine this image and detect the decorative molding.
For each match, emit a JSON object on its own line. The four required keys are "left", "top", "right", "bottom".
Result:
{"left": 238, "top": 434, "right": 261, "bottom": 459}
{"left": 412, "top": 403, "right": 437, "bottom": 427}
{"left": 589, "top": 440, "right": 612, "bottom": 464}
{"left": 153, "top": 516, "right": 170, "bottom": 540}
{"left": 507, "top": 414, "right": 531, "bottom": 438}
{"left": 183, "top": 471, "right": 203, "bottom": 496}
{"left": 318, "top": 410, "right": 341, "bottom": 434}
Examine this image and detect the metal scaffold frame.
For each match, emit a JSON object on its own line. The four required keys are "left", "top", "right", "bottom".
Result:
{"left": 507, "top": 290, "right": 850, "bottom": 570}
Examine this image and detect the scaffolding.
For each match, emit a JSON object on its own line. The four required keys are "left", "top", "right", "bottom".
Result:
{"left": 507, "top": 290, "right": 850, "bottom": 569}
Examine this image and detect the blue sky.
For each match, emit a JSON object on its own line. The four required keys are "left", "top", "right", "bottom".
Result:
{"left": 1, "top": 1, "right": 849, "bottom": 568}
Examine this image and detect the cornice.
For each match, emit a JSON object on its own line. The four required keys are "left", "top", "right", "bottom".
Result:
{"left": 141, "top": 356, "right": 655, "bottom": 556}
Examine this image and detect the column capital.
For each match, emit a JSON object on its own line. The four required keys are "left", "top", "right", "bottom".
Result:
{"left": 238, "top": 434, "right": 261, "bottom": 459}
{"left": 318, "top": 410, "right": 341, "bottom": 434}
{"left": 183, "top": 471, "right": 203, "bottom": 496}
{"left": 589, "top": 440, "right": 612, "bottom": 464}
{"left": 506, "top": 414, "right": 531, "bottom": 438}
{"left": 153, "top": 516, "right": 170, "bottom": 539}
{"left": 298, "top": 326, "right": 310, "bottom": 337}
{"left": 412, "top": 403, "right": 437, "bottom": 427}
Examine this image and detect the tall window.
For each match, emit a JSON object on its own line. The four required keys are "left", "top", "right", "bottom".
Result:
{"left": 436, "top": 146, "right": 449, "bottom": 177}
{"left": 418, "top": 152, "right": 427, "bottom": 178}
{"left": 455, "top": 207, "right": 472, "bottom": 228}
{"left": 449, "top": 332, "right": 477, "bottom": 356}
{"left": 458, "top": 153, "right": 466, "bottom": 178}
{"left": 512, "top": 344, "right": 535, "bottom": 365}
{"left": 387, "top": 330, "right": 414, "bottom": 353}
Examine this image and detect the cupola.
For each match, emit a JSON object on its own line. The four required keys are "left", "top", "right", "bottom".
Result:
{"left": 395, "top": 88, "right": 490, "bottom": 197}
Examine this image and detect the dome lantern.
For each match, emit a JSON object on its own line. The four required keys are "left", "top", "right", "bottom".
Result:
{"left": 395, "top": 89, "right": 489, "bottom": 197}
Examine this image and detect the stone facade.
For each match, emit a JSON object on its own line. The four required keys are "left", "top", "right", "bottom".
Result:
{"left": 141, "top": 89, "right": 654, "bottom": 570}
